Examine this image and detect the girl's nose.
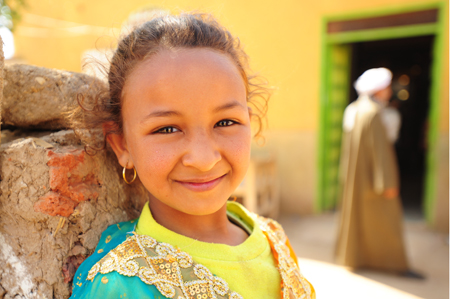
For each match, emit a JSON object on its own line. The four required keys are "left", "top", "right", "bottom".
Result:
{"left": 181, "top": 132, "right": 222, "bottom": 171}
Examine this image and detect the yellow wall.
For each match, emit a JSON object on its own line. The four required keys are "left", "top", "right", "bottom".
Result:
{"left": 14, "top": 0, "right": 449, "bottom": 131}
{"left": 13, "top": 0, "right": 449, "bottom": 215}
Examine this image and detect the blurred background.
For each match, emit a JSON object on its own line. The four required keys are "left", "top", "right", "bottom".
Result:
{"left": 2, "top": 0, "right": 448, "bottom": 298}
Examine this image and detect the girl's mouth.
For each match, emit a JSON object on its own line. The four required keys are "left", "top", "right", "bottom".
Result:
{"left": 176, "top": 174, "right": 227, "bottom": 192}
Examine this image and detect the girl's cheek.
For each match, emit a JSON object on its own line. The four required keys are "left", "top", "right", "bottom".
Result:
{"left": 152, "top": 153, "right": 178, "bottom": 172}
{"left": 226, "top": 130, "right": 252, "bottom": 162}
{"left": 141, "top": 145, "right": 177, "bottom": 168}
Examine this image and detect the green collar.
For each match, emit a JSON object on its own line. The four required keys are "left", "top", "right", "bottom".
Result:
{"left": 135, "top": 201, "right": 266, "bottom": 262}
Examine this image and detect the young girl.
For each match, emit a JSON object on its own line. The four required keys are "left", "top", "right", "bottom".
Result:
{"left": 70, "top": 12, "right": 315, "bottom": 299}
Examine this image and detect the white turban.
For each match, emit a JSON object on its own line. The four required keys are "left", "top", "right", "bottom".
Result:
{"left": 354, "top": 67, "right": 392, "bottom": 96}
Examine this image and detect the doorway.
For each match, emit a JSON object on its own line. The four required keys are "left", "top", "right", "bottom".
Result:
{"left": 349, "top": 36, "right": 433, "bottom": 217}
{"left": 316, "top": 3, "right": 446, "bottom": 224}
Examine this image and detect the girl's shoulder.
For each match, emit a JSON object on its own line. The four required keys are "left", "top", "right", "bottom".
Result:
{"left": 70, "top": 219, "right": 139, "bottom": 298}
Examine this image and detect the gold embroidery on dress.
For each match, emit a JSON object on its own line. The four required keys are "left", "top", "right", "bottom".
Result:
{"left": 257, "top": 216, "right": 312, "bottom": 299}
{"left": 87, "top": 234, "right": 243, "bottom": 299}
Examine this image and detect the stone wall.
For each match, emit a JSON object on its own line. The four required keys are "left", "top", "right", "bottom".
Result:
{"left": 0, "top": 63, "right": 147, "bottom": 299}
{"left": 0, "top": 130, "right": 148, "bottom": 299}
{"left": 2, "top": 64, "right": 106, "bottom": 130}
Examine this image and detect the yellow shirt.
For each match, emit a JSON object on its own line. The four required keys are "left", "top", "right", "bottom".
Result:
{"left": 136, "top": 201, "right": 282, "bottom": 298}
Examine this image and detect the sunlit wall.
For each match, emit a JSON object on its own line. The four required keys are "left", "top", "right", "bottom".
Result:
{"left": 12, "top": 0, "right": 449, "bottom": 218}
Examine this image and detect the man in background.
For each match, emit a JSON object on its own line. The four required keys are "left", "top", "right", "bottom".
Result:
{"left": 336, "top": 67, "right": 422, "bottom": 278}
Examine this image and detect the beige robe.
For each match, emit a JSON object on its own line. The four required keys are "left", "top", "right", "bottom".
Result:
{"left": 335, "top": 95, "right": 408, "bottom": 272}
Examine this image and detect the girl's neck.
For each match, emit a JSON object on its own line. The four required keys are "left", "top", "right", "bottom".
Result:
{"left": 148, "top": 198, "right": 248, "bottom": 246}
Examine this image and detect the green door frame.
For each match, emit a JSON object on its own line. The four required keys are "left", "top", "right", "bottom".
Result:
{"left": 317, "top": 2, "right": 447, "bottom": 224}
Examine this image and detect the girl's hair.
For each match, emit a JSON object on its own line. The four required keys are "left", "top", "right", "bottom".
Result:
{"left": 69, "top": 12, "right": 270, "bottom": 151}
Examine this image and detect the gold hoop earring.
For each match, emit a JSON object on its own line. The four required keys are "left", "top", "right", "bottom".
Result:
{"left": 123, "top": 162, "right": 137, "bottom": 184}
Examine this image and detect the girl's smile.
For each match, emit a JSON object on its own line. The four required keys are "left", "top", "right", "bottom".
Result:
{"left": 107, "top": 47, "right": 252, "bottom": 218}
{"left": 175, "top": 173, "right": 228, "bottom": 192}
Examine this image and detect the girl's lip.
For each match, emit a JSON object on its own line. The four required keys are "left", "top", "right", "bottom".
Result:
{"left": 176, "top": 174, "right": 226, "bottom": 192}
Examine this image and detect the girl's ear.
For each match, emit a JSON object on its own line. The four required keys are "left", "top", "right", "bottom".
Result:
{"left": 103, "top": 122, "right": 131, "bottom": 168}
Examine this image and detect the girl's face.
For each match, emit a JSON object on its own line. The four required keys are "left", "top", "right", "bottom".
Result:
{"left": 110, "top": 48, "right": 251, "bottom": 216}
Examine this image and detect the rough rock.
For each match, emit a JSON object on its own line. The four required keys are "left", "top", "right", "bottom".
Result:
{"left": 0, "top": 35, "right": 4, "bottom": 140}
{"left": 0, "top": 130, "right": 148, "bottom": 299}
{"left": 1, "top": 129, "right": 54, "bottom": 144}
{"left": 2, "top": 64, "right": 107, "bottom": 130}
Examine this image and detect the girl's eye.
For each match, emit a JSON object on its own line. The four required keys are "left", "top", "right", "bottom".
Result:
{"left": 215, "top": 120, "right": 236, "bottom": 127}
{"left": 154, "top": 126, "right": 179, "bottom": 134}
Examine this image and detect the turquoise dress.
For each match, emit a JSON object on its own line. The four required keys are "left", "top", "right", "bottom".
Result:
{"left": 70, "top": 203, "right": 315, "bottom": 299}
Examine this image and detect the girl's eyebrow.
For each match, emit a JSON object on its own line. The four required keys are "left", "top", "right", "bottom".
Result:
{"left": 213, "top": 101, "right": 246, "bottom": 113}
{"left": 141, "top": 110, "right": 181, "bottom": 123}
{"left": 141, "top": 101, "right": 245, "bottom": 124}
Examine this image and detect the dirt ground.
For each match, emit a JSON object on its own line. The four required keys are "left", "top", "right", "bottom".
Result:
{"left": 279, "top": 212, "right": 449, "bottom": 299}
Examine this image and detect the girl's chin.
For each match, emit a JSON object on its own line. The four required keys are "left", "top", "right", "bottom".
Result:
{"left": 149, "top": 191, "right": 232, "bottom": 216}
{"left": 166, "top": 200, "right": 229, "bottom": 216}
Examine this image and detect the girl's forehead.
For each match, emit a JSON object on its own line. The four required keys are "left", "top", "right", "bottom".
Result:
{"left": 121, "top": 48, "right": 247, "bottom": 115}
{"left": 129, "top": 48, "right": 242, "bottom": 83}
